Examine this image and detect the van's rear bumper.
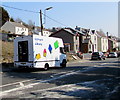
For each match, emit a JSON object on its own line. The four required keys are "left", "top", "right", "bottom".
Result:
{"left": 14, "top": 61, "right": 34, "bottom": 68}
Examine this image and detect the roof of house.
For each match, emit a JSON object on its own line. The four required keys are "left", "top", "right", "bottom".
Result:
{"left": 96, "top": 31, "right": 106, "bottom": 38}
{"left": 50, "top": 27, "right": 85, "bottom": 36}
{"left": 9, "top": 21, "right": 27, "bottom": 28}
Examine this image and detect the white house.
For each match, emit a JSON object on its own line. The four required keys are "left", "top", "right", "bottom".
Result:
{"left": 33, "top": 26, "right": 52, "bottom": 37}
{"left": 96, "top": 31, "right": 108, "bottom": 52}
{"left": 1, "top": 21, "right": 28, "bottom": 36}
{"left": 89, "top": 30, "right": 98, "bottom": 52}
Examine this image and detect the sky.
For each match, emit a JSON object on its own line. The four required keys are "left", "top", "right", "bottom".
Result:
{"left": 0, "top": 1, "right": 119, "bottom": 37}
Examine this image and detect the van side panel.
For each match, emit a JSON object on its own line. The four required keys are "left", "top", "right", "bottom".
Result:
{"left": 33, "top": 35, "right": 64, "bottom": 68}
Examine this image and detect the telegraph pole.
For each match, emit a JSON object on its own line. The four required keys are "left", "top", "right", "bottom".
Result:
{"left": 40, "top": 10, "right": 43, "bottom": 36}
{"left": 40, "top": 7, "right": 52, "bottom": 36}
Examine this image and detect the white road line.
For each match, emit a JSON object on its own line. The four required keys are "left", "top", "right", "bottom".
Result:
{"left": 0, "top": 78, "right": 36, "bottom": 88}
{"left": 1, "top": 70, "right": 75, "bottom": 89}
{"left": 100, "top": 63, "right": 108, "bottom": 65}
{"left": 0, "top": 70, "right": 81, "bottom": 96}
{"left": 51, "top": 70, "right": 75, "bottom": 77}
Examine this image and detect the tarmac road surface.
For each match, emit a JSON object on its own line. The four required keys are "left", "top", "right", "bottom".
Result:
{"left": 0, "top": 58, "right": 120, "bottom": 99}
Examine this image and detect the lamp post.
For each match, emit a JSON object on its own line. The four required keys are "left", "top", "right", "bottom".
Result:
{"left": 40, "top": 7, "right": 53, "bottom": 36}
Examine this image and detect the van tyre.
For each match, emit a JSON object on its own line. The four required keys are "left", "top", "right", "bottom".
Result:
{"left": 103, "top": 58, "right": 105, "bottom": 60}
{"left": 44, "top": 63, "right": 49, "bottom": 71}
{"left": 61, "top": 59, "right": 67, "bottom": 68}
{"left": 99, "top": 57, "right": 102, "bottom": 60}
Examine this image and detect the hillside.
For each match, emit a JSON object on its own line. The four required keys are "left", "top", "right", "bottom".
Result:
{"left": 0, "top": 40, "right": 14, "bottom": 63}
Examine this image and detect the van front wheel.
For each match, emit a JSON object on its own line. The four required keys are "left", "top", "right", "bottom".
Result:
{"left": 61, "top": 60, "right": 67, "bottom": 68}
{"left": 44, "top": 63, "right": 49, "bottom": 71}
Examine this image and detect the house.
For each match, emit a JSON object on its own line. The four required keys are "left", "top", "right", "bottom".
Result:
{"left": 96, "top": 31, "right": 108, "bottom": 52}
{"left": 82, "top": 38, "right": 93, "bottom": 53}
{"left": 75, "top": 26, "right": 98, "bottom": 53}
{"left": 108, "top": 36, "right": 119, "bottom": 52}
{"left": 1, "top": 21, "right": 28, "bottom": 36}
{"left": 50, "top": 28, "right": 85, "bottom": 53}
{"left": 89, "top": 30, "right": 98, "bottom": 52}
{"left": 33, "top": 26, "right": 52, "bottom": 37}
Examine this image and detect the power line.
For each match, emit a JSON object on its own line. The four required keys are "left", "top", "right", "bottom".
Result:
{"left": 2, "top": 5, "right": 67, "bottom": 27}
{"left": 2, "top": 5, "right": 39, "bottom": 13}
{"left": 43, "top": 13, "right": 67, "bottom": 27}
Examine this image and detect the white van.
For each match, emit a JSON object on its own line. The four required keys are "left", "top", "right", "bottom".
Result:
{"left": 14, "top": 35, "right": 67, "bottom": 70}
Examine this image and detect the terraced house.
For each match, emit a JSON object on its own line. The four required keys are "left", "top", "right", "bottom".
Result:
{"left": 50, "top": 28, "right": 85, "bottom": 53}
{"left": 96, "top": 31, "right": 108, "bottom": 52}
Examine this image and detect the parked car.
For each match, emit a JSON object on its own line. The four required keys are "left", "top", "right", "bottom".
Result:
{"left": 103, "top": 52, "right": 109, "bottom": 58}
{"left": 108, "top": 52, "right": 118, "bottom": 58}
{"left": 117, "top": 52, "right": 120, "bottom": 57}
{"left": 91, "top": 52, "right": 106, "bottom": 60}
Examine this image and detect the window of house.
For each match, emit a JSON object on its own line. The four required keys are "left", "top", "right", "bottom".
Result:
{"left": 95, "top": 44, "right": 96, "bottom": 49}
{"left": 76, "top": 36, "right": 78, "bottom": 40}
{"left": 21, "top": 28, "right": 24, "bottom": 31}
{"left": 89, "top": 45, "right": 91, "bottom": 49}
{"left": 76, "top": 44, "right": 78, "bottom": 50}
{"left": 94, "top": 36, "right": 96, "bottom": 41}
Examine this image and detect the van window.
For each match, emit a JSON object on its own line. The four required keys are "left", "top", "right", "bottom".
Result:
{"left": 60, "top": 47, "right": 65, "bottom": 54}
{"left": 18, "top": 41, "right": 28, "bottom": 62}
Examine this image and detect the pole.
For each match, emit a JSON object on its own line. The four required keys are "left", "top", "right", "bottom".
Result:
{"left": 40, "top": 10, "right": 43, "bottom": 36}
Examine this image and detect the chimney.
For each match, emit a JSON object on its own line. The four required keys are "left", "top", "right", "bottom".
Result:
{"left": 106, "top": 32, "right": 109, "bottom": 37}
{"left": 20, "top": 22, "right": 23, "bottom": 25}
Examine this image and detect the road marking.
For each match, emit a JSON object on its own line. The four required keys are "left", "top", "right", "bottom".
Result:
{"left": 13, "top": 82, "right": 93, "bottom": 98}
{"left": 50, "top": 70, "right": 75, "bottom": 77}
{"left": 0, "top": 78, "right": 36, "bottom": 88}
{"left": 19, "top": 82, "right": 24, "bottom": 87}
{"left": 100, "top": 63, "right": 108, "bottom": 65}
{"left": 0, "top": 70, "right": 82, "bottom": 97}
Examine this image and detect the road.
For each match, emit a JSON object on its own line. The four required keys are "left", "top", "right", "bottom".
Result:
{"left": 0, "top": 58, "right": 120, "bottom": 99}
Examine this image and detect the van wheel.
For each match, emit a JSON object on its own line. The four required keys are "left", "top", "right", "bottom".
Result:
{"left": 44, "top": 64, "right": 49, "bottom": 71}
{"left": 61, "top": 60, "right": 67, "bottom": 68}
{"left": 103, "top": 58, "right": 105, "bottom": 60}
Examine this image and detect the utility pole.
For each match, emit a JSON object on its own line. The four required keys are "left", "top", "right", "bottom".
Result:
{"left": 40, "top": 10, "right": 43, "bottom": 36}
{"left": 40, "top": 7, "right": 52, "bottom": 36}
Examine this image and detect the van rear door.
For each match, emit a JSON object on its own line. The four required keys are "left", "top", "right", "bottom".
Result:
{"left": 18, "top": 41, "right": 28, "bottom": 62}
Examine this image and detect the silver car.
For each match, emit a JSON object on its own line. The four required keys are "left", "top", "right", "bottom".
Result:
{"left": 108, "top": 52, "right": 118, "bottom": 58}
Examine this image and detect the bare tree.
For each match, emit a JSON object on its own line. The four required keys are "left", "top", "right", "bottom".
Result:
{"left": 28, "top": 20, "right": 34, "bottom": 27}
{"left": 15, "top": 18, "right": 22, "bottom": 23}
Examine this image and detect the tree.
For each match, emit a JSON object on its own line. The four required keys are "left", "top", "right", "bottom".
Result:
{"left": 28, "top": 20, "right": 35, "bottom": 29}
{"left": 10, "top": 17, "right": 15, "bottom": 22}
{"left": 0, "top": 6, "right": 10, "bottom": 27}
{"left": 15, "top": 18, "right": 22, "bottom": 23}
{"left": 28, "top": 20, "right": 34, "bottom": 26}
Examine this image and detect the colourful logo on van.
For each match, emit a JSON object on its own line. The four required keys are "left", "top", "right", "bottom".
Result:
{"left": 43, "top": 49, "right": 47, "bottom": 57}
{"left": 54, "top": 41, "right": 59, "bottom": 49}
{"left": 36, "top": 53, "right": 41, "bottom": 60}
{"left": 48, "top": 44, "right": 52, "bottom": 53}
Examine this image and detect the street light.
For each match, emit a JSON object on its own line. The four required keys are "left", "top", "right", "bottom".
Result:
{"left": 44, "top": 7, "right": 53, "bottom": 25}
{"left": 40, "top": 7, "right": 53, "bottom": 36}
